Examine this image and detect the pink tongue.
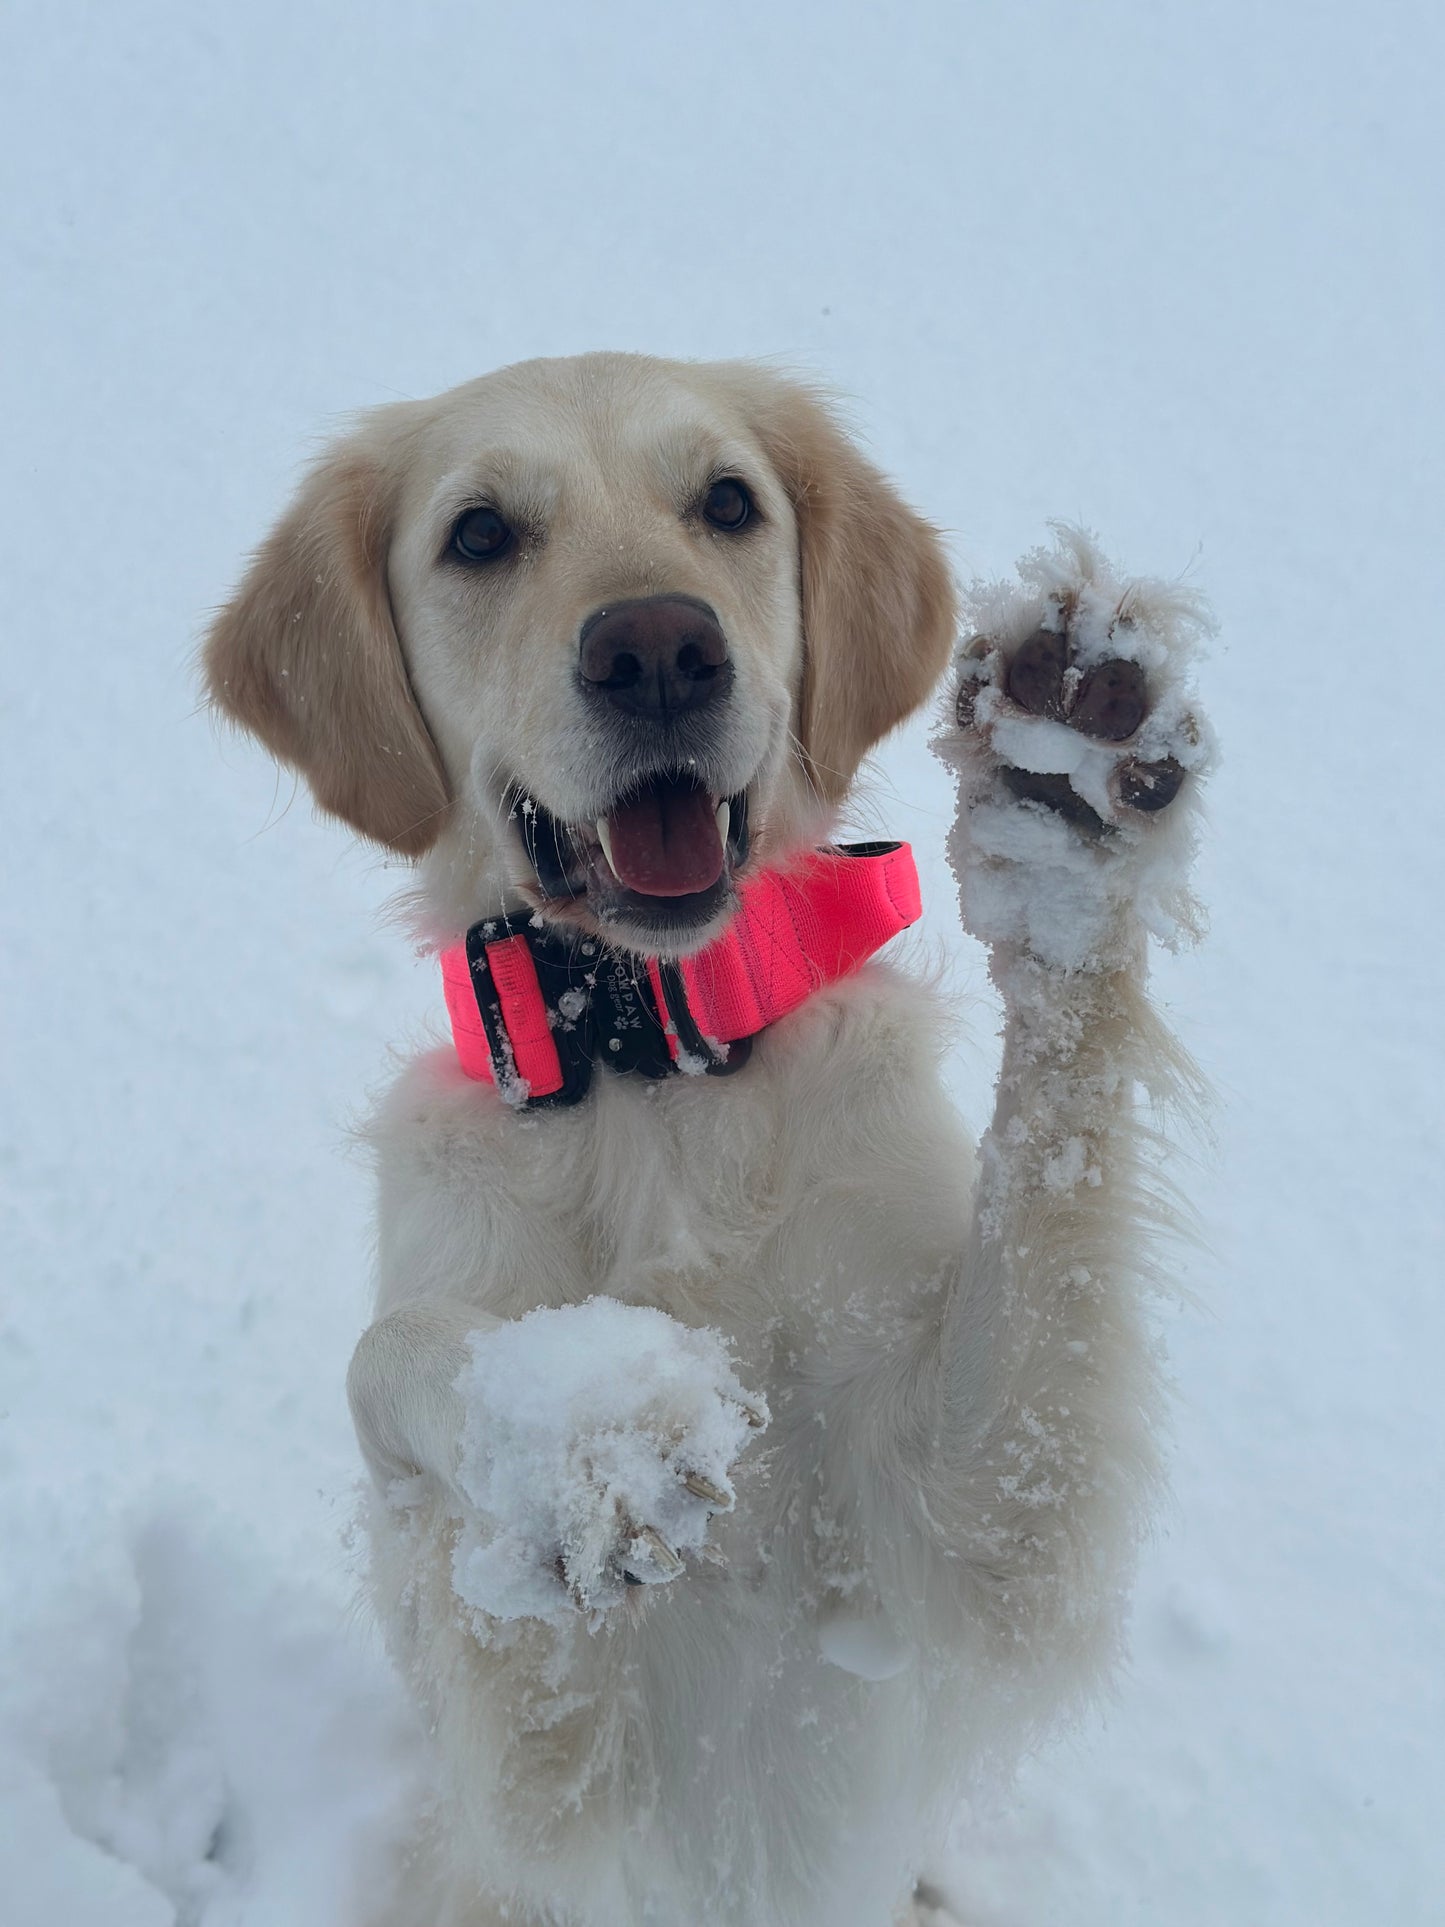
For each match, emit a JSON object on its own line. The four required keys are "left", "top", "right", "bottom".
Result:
{"left": 604, "top": 780, "right": 723, "bottom": 897}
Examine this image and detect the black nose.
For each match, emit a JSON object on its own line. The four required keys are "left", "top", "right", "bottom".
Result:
{"left": 578, "top": 595, "right": 733, "bottom": 721}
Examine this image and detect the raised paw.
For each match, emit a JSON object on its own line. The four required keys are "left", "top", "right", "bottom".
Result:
{"left": 955, "top": 607, "right": 1200, "bottom": 834}
{"left": 938, "top": 528, "right": 1214, "bottom": 968}
{"left": 450, "top": 1298, "right": 768, "bottom": 1626}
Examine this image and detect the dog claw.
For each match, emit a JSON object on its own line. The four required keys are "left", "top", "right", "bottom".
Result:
{"left": 633, "top": 1526, "right": 684, "bottom": 1578}
{"left": 557, "top": 1557, "right": 592, "bottom": 1612}
{"left": 683, "top": 1472, "right": 732, "bottom": 1509}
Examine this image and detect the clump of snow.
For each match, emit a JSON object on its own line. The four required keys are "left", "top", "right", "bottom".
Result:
{"left": 1041, "top": 1136, "right": 1101, "bottom": 1193}
{"left": 451, "top": 1298, "right": 765, "bottom": 1627}
{"left": 936, "top": 525, "right": 1217, "bottom": 973}
{"left": 817, "top": 1606, "right": 912, "bottom": 1681}
{"left": 554, "top": 985, "right": 587, "bottom": 1023}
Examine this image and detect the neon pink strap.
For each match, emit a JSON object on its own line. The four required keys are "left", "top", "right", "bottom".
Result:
{"left": 442, "top": 931, "right": 565, "bottom": 1094}
{"left": 440, "top": 842, "right": 921, "bottom": 1092}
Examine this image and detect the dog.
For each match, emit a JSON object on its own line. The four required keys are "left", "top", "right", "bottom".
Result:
{"left": 205, "top": 353, "right": 1212, "bottom": 1926}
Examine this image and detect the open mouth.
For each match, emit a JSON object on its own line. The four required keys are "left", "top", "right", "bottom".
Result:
{"left": 512, "top": 772, "right": 752, "bottom": 944}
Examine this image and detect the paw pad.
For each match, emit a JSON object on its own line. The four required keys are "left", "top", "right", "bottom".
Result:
{"left": 1005, "top": 627, "right": 1069, "bottom": 720}
{"left": 1118, "top": 754, "right": 1185, "bottom": 812}
{"left": 956, "top": 607, "right": 1199, "bottom": 828}
{"left": 1070, "top": 658, "right": 1147, "bottom": 742}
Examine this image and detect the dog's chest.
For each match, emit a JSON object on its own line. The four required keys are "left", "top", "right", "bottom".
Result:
{"left": 452, "top": 977, "right": 970, "bottom": 1377}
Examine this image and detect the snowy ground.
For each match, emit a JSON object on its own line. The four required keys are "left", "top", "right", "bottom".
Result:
{"left": 2, "top": 2, "right": 1442, "bottom": 1921}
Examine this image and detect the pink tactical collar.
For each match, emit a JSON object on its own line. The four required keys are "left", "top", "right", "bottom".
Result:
{"left": 440, "top": 842, "right": 921, "bottom": 1109}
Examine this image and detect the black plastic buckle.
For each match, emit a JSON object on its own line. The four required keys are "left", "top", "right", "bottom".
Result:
{"left": 463, "top": 913, "right": 595, "bottom": 1109}
{"left": 462, "top": 916, "right": 756, "bottom": 1109}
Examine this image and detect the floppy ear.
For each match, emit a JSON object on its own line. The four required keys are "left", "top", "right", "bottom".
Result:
{"left": 203, "top": 435, "right": 450, "bottom": 857}
{"left": 747, "top": 378, "right": 956, "bottom": 802}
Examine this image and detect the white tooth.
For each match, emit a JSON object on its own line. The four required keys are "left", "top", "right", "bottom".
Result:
{"left": 715, "top": 800, "right": 731, "bottom": 847}
{"left": 596, "top": 818, "right": 616, "bottom": 874}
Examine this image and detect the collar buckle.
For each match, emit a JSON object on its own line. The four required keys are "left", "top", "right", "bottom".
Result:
{"left": 462, "top": 913, "right": 595, "bottom": 1108}
{"left": 459, "top": 915, "right": 732, "bottom": 1108}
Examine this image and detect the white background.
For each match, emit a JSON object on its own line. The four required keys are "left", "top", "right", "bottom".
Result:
{"left": 2, "top": 3, "right": 1441, "bottom": 1921}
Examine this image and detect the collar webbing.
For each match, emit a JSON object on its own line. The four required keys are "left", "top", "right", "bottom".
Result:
{"left": 440, "top": 841, "right": 921, "bottom": 1108}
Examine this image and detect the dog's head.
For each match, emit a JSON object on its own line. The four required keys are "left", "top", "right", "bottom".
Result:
{"left": 205, "top": 354, "right": 954, "bottom": 952}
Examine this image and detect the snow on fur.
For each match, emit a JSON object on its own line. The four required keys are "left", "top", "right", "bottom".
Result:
{"left": 451, "top": 1298, "right": 764, "bottom": 1626}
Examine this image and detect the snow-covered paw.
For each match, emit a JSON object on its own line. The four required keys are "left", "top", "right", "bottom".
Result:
{"left": 952, "top": 551, "right": 1206, "bottom": 835}
{"left": 937, "top": 525, "right": 1215, "bottom": 969}
{"left": 450, "top": 1297, "right": 767, "bottom": 1627}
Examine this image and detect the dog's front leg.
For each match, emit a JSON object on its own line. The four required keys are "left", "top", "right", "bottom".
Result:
{"left": 348, "top": 1296, "right": 495, "bottom": 1493}
{"left": 931, "top": 531, "right": 1213, "bottom": 1660}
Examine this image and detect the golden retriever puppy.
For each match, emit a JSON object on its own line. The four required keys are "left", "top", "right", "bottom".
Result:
{"left": 205, "top": 354, "right": 1212, "bottom": 1927}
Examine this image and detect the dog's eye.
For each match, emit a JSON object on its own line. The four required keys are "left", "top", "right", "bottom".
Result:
{"left": 452, "top": 505, "right": 513, "bottom": 562}
{"left": 702, "top": 479, "right": 753, "bottom": 532}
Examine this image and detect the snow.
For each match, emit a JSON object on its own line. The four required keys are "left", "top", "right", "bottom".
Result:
{"left": 816, "top": 1610, "right": 913, "bottom": 1685}
{"left": 2, "top": 2, "right": 1442, "bottom": 1923}
{"left": 450, "top": 1298, "right": 763, "bottom": 1625}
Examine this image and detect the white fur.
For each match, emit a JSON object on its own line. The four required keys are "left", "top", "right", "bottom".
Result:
{"left": 340, "top": 524, "right": 1211, "bottom": 1925}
